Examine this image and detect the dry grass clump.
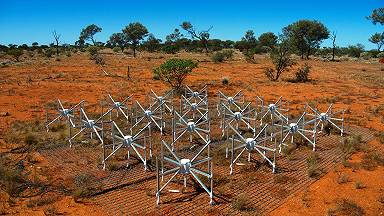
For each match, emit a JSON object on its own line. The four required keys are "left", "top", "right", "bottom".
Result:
{"left": 360, "top": 151, "right": 384, "bottom": 171}
{"left": 339, "top": 135, "right": 365, "bottom": 154}
{"left": 354, "top": 181, "right": 365, "bottom": 189}
{"left": 307, "top": 152, "right": 322, "bottom": 178}
{"left": 337, "top": 173, "right": 350, "bottom": 184}
{"left": 231, "top": 193, "right": 255, "bottom": 212}
{"left": 328, "top": 199, "right": 365, "bottom": 216}
{"left": 72, "top": 173, "right": 101, "bottom": 202}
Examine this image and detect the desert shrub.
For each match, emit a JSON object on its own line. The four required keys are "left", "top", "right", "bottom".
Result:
{"left": 295, "top": 63, "right": 311, "bottom": 82}
{"left": 107, "top": 162, "right": 120, "bottom": 171}
{"left": 153, "top": 58, "right": 197, "bottom": 91}
{"left": 330, "top": 199, "right": 365, "bottom": 216}
{"left": 65, "top": 51, "right": 71, "bottom": 57}
{"left": 87, "top": 46, "right": 104, "bottom": 65}
{"left": 378, "top": 132, "right": 384, "bottom": 144}
{"left": 337, "top": 173, "right": 350, "bottom": 184}
{"left": 222, "top": 76, "right": 229, "bottom": 85}
{"left": 231, "top": 193, "right": 254, "bottom": 211}
{"left": 162, "top": 45, "right": 179, "bottom": 54}
{"left": 6, "top": 49, "right": 23, "bottom": 61}
{"left": 44, "top": 48, "right": 54, "bottom": 58}
{"left": 222, "top": 49, "right": 234, "bottom": 59}
{"left": 307, "top": 152, "right": 322, "bottom": 178}
{"left": 27, "top": 196, "right": 56, "bottom": 208}
{"left": 360, "top": 52, "right": 372, "bottom": 60}
{"left": 25, "top": 133, "right": 39, "bottom": 146}
{"left": 379, "top": 195, "right": 384, "bottom": 204}
{"left": 72, "top": 173, "right": 100, "bottom": 202}
{"left": 339, "top": 135, "right": 364, "bottom": 154}
{"left": 361, "top": 151, "right": 384, "bottom": 171}
{"left": 212, "top": 51, "right": 225, "bottom": 63}
{"left": 44, "top": 206, "right": 59, "bottom": 216}
{"left": 355, "top": 181, "right": 365, "bottom": 189}
{"left": 347, "top": 44, "right": 365, "bottom": 58}
{"left": 377, "top": 52, "right": 384, "bottom": 58}
{"left": 112, "top": 47, "right": 121, "bottom": 53}
{"left": 87, "top": 46, "right": 99, "bottom": 56}
{"left": 212, "top": 50, "right": 233, "bottom": 63}
{"left": 264, "top": 39, "right": 294, "bottom": 81}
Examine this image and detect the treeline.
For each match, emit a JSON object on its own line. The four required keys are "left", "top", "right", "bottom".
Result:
{"left": 1, "top": 7, "right": 384, "bottom": 61}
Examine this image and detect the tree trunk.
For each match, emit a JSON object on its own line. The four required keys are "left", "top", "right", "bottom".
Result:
{"left": 133, "top": 45, "right": 136, "bottom": 57}
{"left": 306, "top": 48, "right": 311, "bottom": 60}
{"left": 332, "top": 47, "right": 335, "bottom": 61}
{"left": 55, "top": 43, "right": 59, "bottom": 56}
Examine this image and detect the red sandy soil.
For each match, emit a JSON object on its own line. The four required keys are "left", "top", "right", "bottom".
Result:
{"left": 270, "top": 139, "right": 384, "bottom": 216}
{"left": 0, "top": 50, "right": 383, "bottom": 215}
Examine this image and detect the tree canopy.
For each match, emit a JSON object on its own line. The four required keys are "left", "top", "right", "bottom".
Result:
{"left": 122, "top": 22, "right": 149, "bottom": 57}
{"left": 80, "top": 24, "right": 102, "bottom": 45}
{"left": 283, "top": 20, "right": 329, "bottom": 59}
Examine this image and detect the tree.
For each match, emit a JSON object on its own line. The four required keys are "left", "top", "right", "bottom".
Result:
{"left": 369, "top": 33, "right": 384, "bottom": 51}
{"left": 122, "top": 22, "right": 149, "bottom": 57}
{"left": 165, "top": 28, "right": 183, "bottom": 43}
{"left": 153, "top": 58, "right": 197, "bottom": 90}
{"left": 331, "top": 32, "right": 337, "bottom": 61}
{"left": 142, "top": 34, "right": 161, "bottom": 52}
{"left": 52, "top": 30, "right": 60, "bottom": 56}
{"left": 283, "top": 20, "right": 329, "bottom": 59}
{"left": 181, "top": 21, "right": 212, "bottom": 53}
{"left": 258, "top": 32, "right": 277, "bottom": 48}
{"left": 108, "top": 33, "right": 127, "bottom": 52}
{"left": 368, "top": 8, "right": 384, "bottom": 25}
{"left": 80, "top": 24, "right": 102, "bottom": 46}
{"left": 264, "top": 37, "right": 294, "bottom": 81}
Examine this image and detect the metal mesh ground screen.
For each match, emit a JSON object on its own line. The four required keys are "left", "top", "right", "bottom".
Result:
{"left": 41, "top": 126, "right": 374, "bottom": 215}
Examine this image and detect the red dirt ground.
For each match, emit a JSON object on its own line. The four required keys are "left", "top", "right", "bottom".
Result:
{"left": 0, "top": 50, "right": 383, "bottom": 215}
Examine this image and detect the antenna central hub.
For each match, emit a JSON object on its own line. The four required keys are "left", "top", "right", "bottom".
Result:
{"left": 227, "top": 97, "right": 234, "bottom": 104}
{"left": 234, "top": 112, "right": 242, "bottom": 120}
{"left": 289, "top": 123, "right": 298, "bottom": 134}
{"left": 123, "top": 135, "right": 133, "bottom": 146}
{"left": 320, "top": 113, "right": 328, "bottom": 121}
{"left": 180, "top": 158, "right": 191, "bottom": 174}
{"left": 268, "top": 104, "right": 276, "bottom": 112}
{"left": 144, "top": 110, "right": 152, "bottom": 117}
{"left": 187, "top": 121, "right": 196, "bottom": 132}
{"left": 246, "top": 138, "right": 255, "bottom": 151}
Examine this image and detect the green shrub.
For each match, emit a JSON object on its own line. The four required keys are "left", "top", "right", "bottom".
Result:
{"left": 360, "top": 52, "right": 372, "bottom": 60}
{"left": 87, "top": 46, "right": 99, "bottom": 56}
{"left": 221, "top": 49, "right": 234, "bottom": 59}
{"left": 162, "top": 45, "right": 179, "bottom": 54}
{"left": 112, "top": 47, "right": 121, "bottom": 53}
{"left": 377, "top": 52, "right": 384, "bottom": 58}
{"left": 6, "top": 49, "right": 23, "bottom": 61}
{"left": 333, "top": 199, "right": 365, "bottom": 216}
{"left": 153, "top": 58, "right": 197, "bottom": 90}
{"left": 295, "top": 63, "right": 311, "bottom": 82}
{"left": 212, "top": 52, "right": 225, "bottom": 63}
{"left": 44, "top": 48, "right": 54, "bottom": 58}
{"left": 355, "top": 181, "right": 365, "bottom": 189}
{"left": 307, "top": 152, "right": 322, "bottom": 178}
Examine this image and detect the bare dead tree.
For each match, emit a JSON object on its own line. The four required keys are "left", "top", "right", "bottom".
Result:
{"left": 52, "top": 30, "right": 61, "bottom": 56}
{"left": 331, "top": 31, "right": 337, "bottom": 61}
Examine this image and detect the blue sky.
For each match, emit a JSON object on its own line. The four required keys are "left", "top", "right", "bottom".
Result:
{"left": 0, "top": 0, "right": 383, "bottom": 49}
